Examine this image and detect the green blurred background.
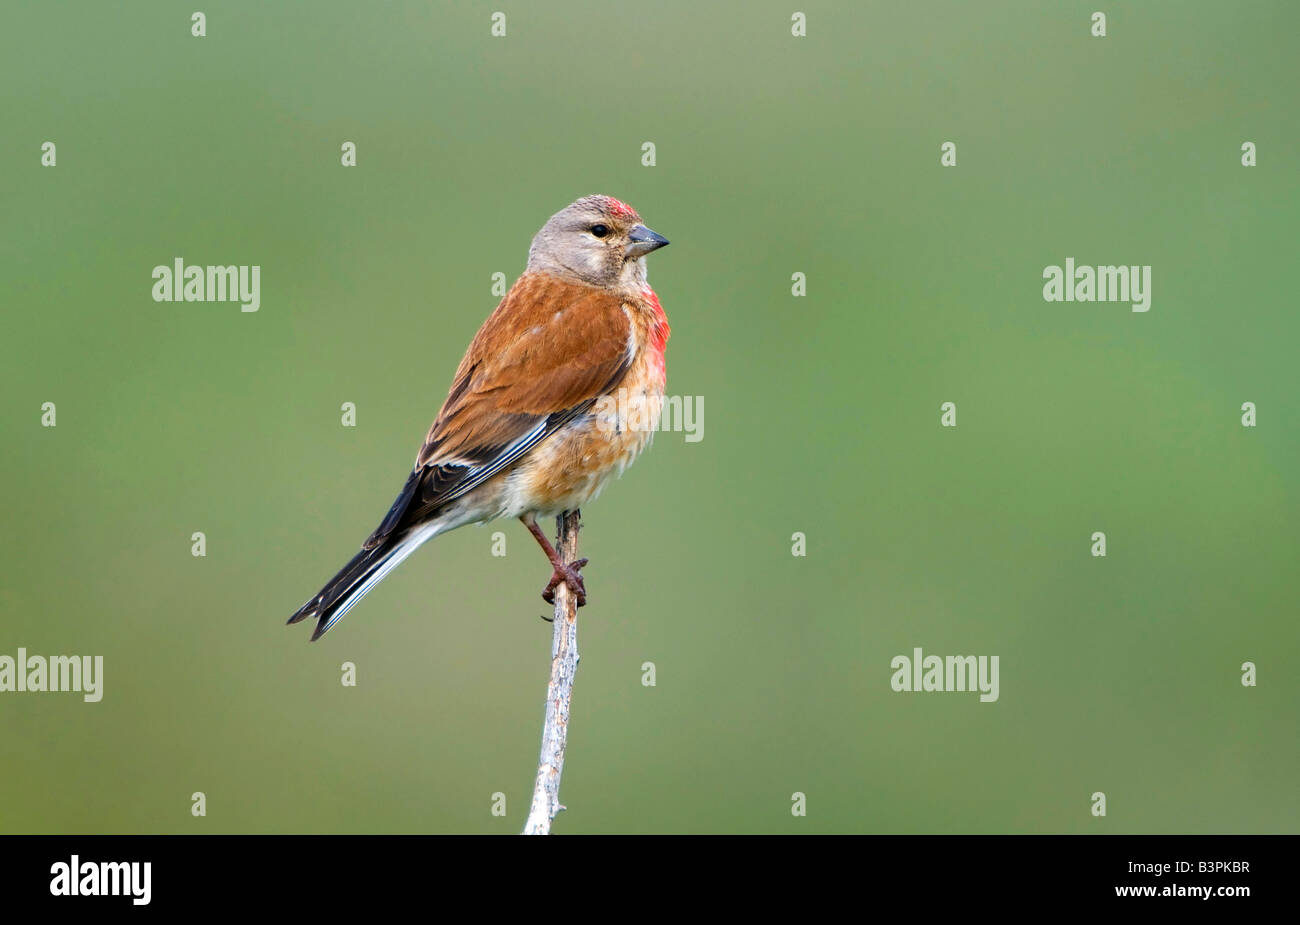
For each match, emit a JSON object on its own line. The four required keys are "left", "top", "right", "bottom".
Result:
{"left": 2, "top": 1, "right": 1296, "bottom": 833}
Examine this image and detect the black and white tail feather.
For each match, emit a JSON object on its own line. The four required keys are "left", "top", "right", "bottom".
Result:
{"left": 287, "top": 520, "right": 445, "bottom": 641}
{"left": 287, "top": 405, "right": 592, "bottom": 641}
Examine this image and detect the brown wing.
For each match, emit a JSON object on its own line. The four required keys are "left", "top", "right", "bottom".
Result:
{"left": 364, "top": 274, "right": 632, "bottom": 549}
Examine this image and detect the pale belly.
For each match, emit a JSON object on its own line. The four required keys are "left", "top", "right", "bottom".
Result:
{"left": 499, "top": 372, "right": 665, "bottom": 518}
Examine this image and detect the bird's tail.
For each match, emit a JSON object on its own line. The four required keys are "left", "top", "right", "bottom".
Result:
{"left": 287, "top": 522, "right": 442, "bottom": 641}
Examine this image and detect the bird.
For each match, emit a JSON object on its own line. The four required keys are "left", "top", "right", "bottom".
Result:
{"left": 288, "top": 195, "right": 671, "bottom": 641}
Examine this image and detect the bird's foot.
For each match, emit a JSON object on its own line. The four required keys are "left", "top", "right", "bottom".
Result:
{"left": 542, "top": 558, "right": 588, "bottom": 607}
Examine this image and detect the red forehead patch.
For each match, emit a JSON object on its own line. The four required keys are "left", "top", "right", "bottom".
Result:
{"left": 604, "top": 197, "right": 638, "bottom": 219}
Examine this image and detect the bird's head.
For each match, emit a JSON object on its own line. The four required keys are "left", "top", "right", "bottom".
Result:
{"left": 526, "top": 195, "right": 669, "bottom": 290}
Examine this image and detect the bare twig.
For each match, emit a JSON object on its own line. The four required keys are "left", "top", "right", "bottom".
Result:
{"left": 522, "top": 509, "right": 582, "bottom": 835}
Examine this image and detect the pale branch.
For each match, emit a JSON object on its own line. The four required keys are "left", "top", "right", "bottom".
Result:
{"left": 522, "top": 509, "right": 583, "bottom": 835}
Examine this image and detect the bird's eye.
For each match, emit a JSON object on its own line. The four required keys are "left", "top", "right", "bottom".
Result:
{"left": 590, "top": 224, "right": 609, "bottom": 238}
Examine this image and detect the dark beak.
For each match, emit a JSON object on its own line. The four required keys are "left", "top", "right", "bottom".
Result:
{"left": 626, "top": 224, "right": 669, "bottom": 258}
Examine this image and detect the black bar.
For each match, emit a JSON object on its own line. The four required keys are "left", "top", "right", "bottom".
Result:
{"left": 1, "top": 835, "right": 1286, "bottom": 910}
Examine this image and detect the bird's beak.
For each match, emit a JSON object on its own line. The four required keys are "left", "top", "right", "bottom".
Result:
{"left": 626, "top": 224, "right": 670, "bottom": 258}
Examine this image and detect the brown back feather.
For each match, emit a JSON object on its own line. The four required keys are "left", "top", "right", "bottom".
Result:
{"left": 363, "top": 273, "right": 632, "bottom": 549}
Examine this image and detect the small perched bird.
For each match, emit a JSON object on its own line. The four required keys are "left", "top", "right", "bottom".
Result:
{"left": 289, "top": 195, "right": 671, "bottom": 641}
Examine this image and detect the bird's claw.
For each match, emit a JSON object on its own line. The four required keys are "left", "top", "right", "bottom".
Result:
{"left": 542, "top": 558, "right": 588, "bottom": 607}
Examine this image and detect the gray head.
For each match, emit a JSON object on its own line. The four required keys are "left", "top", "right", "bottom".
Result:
{"left": 526, "top": 195, "right": 669, "bottom": 290}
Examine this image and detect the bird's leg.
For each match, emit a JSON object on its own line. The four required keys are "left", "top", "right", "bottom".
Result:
{"left": 521, "top": 513, "right": 587, "bottom": 607}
